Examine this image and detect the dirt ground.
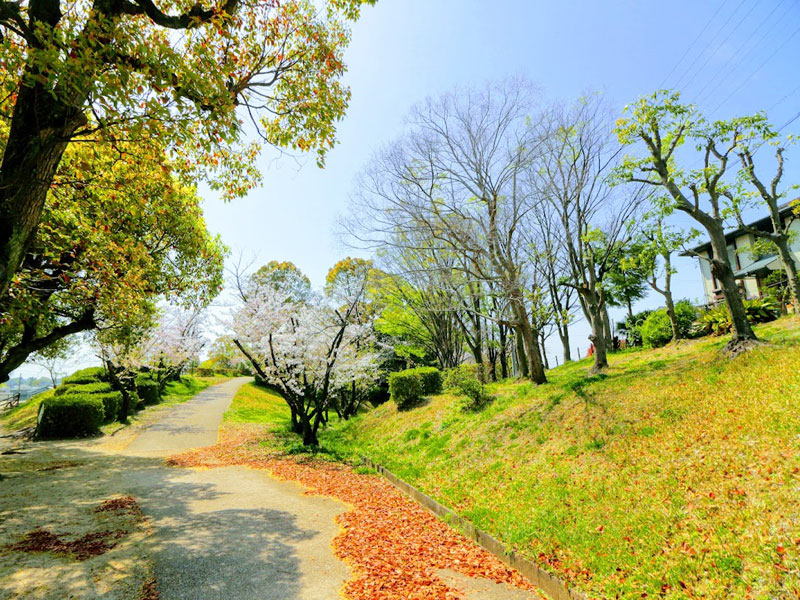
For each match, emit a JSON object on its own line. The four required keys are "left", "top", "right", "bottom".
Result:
{"left": 0, "top": 396, "right": 183, "bottom": 600}
{"left": 0, "top": 441, "right": 156, "bottom": 599}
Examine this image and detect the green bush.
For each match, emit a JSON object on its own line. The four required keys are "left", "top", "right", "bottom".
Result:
{"left": 456, "top": 377, "right": 491, "bottom": 411}
{"left": 54, "top": 383, "right": 75, "bottom": 397}
{"left": 640, "top": 301, "right": 698, "bottom": 348}
{"left": 408, "top": 367, "right": 442, "bottom": 394}
{"left": 135, "top": 378, "right": 160, "bottom": 405}
{"left": 388, "top": 370, "right": 422, "bottom": 410}
{"left": 443, "top": 364, "right": 481, "bottom": 389}
{"left": 62, "top": 366, "right": 107, "bottom": 385}
{"left": 618, "top": 310, "right": 652, "bottom": 348}
{"left": 692, "top": 298, "right": 779, "bottom": 337}
{"left": 36, "top": 394, "right": 104, "bottom": 438}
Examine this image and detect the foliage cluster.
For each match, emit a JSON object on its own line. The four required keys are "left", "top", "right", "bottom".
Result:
{"left": 406, "top": 367, "right": 443, "bottom": 395}
{"left": 640, "top": 300, "right": 697, "bottom": 347}
{"left": 693, "top": 298, "right": 779, "bottom": 337}
{"left": 388, "top": 370, "right": 423, "bottom": 410}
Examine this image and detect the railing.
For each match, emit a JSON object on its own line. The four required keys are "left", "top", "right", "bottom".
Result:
{"left": 0, "top": 392, "right": 20, "bottom": 410}
{"left": 0, "top": 384, "right": 52, "bottom": 411}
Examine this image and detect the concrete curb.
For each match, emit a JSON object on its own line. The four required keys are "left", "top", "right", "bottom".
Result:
{"left": 360, "top": 456, "right": 589, "bottom": 600}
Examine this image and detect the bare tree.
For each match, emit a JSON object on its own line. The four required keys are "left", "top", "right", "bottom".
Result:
{"left": 347, "top": 79, "right": 549, "bottom": 383}
{"left": 533, "top": 95, "right": 643, "bottom": 373}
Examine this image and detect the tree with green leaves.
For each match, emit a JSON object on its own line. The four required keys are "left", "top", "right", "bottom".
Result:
{"left": 732, "top": 122, "right": 800, "bottom": 313}
{"left": 603, "top": 241, "right": 649, "bottom": 322}
{"left": 0, "top": 0, "right": 373, "bottom": 299}
{"left": 0, "top": 136, "right": 225, "bottom": 384}
{"left": 625, "top": 214, "right": 692, "bottom": 342}
{"left": 614, "top": 91, "right": 799, "bottom": 353}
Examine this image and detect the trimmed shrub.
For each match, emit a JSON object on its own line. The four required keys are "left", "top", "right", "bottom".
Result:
{"left": 62, "top": 382, "right": 113, "bottom": 395}
{"left": 54, "top": 383, "right": 76, "bottom": 397}
{"left": 93, "top": 392, "right": 123, "bottom": 423}
{"left": 36, "top": 395, "right": 104, "bottom": 438}
{"left": 389, "top": 370, "right": 422, "bottom": 410}
{"left": 62, "top": 366, "right": 107, "bottom": 385}
{"left": 135, "top": 378, "right": 160, "bottom": 405}
{"left": 409, "top": 367, "right": 442, "bottom": 394}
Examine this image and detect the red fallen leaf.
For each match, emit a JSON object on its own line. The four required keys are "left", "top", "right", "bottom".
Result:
{"left": 777, "top": 544, "right": 787, "bottom": 555}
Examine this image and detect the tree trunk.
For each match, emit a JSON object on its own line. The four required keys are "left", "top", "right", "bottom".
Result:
{"left": 498, "top": 325, "right": 509, "bottom": 379}
{"left": 602, "top": 304, "right": 613, "bottom": 350}
{"left": 774, "top": 237, "right": 800, "bottom": 314}
{"left": 558, "top": 323, "right": 572, "bottom": 364}
{"left": 513, "top": 301, "right": 546, "bottom": 384}
{"left": 539, "top": 330, "right": 550, "bottom": 370}
{"left": 665, "top": 293, "right": 679, "bottom": 341}
{"left": 0, "top": 85, "right": 87, "bottom": 299}
{"left": 105, "top": 361, "right": 132, "bottom": 423}
{"left": 515, "top": 328, "right": 529, "bottom": 378}
{"left": 290, "top": 406, "right": 303, "bottom": 434}
{"left": 581, "top": 289, "right": 609, "bottom": 374}
{"left": 706, "top": 225, "right": 758, "bottom": 351}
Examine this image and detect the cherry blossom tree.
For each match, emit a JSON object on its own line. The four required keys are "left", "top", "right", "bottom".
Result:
{"left": 232, "top": 264, "right": 380, "bottom": 445}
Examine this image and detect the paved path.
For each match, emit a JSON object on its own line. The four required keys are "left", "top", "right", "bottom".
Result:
{"left": 122, "top": 378, "right": 350, "bottom": 600}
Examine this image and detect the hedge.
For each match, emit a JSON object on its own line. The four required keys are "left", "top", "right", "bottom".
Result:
{"left": 36, "top": 395, "right": 105, "bottom": 438}
{"left": 388, "top": 370, "right": 422, "bottom": 410}
{"left": 58, "top": 382, "right": 113, "bottom": 396}
{"left": 408, "top": 367, "right": 442, "bottom": 395}
{"left": 62, "top": 366, "right": 107, "bottom": 386}
{"left": 91, "top": 391, "right": 122, "bottom": 423}
{"left": 135, "top": 378, "right": 160, "bottom": 405}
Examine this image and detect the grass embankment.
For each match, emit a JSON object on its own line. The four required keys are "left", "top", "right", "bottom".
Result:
{"left": 0, "top": 376, "right": 225, "bottom": 434}
{"left": 321, "top": 317, "right": 800, "bottom": 599}
{"left": 231, "top": 318, "right": 800, "bottom": 599}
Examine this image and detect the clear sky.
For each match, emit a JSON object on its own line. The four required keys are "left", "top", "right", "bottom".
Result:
{"left": 11, "top": 0, "right": 800, "bottom": 380}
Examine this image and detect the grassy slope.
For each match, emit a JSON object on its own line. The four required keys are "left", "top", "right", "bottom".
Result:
{"left": 0, "top": 390, "right": 53, "bottom": 432}
{"left": 223, "top": 381, "right": 290, "bottom": 424}
{"left": 319, "top": 317, "right": 800, "bottom": 599}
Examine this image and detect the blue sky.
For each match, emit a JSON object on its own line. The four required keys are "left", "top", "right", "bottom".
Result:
{"left": 11, "top": 0, "right": 800, "bottom": 380}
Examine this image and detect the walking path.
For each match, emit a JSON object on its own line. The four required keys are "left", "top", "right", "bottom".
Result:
{"left": 122, "top": 378, "right": 350, "bottom": 600}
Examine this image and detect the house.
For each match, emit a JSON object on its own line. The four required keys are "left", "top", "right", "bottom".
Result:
{"left": 687, "top": 203, "right": 800, "bottom": 305}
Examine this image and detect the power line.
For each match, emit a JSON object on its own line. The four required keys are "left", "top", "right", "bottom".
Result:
{"left": 672, "top": 0, "right": 750, "bottom": 91}
{"left": 680, "top": 0, "right": 760, "bottom": 98}
{"left": 711, "top": 23, "right": 800, "bottom": 114}
{"left": 658, "top": 0, "right": 727, "bottom": 90}
{"left": 694, "top": 0, "right": 789, "bottom": 105}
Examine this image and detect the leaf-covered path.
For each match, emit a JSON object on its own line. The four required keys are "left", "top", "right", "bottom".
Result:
{"left": 169, "top": 425, "right": 544, "bottom": 600}
{"left": 122, "top": 378, "right": 350, "bottom": 599}
{"left": 125, "top": 377, "right": 542, "bottom": 599}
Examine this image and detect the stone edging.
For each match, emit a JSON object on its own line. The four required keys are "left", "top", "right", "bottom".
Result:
{"left": 360, "top": 456, "right": 589, "bottom": 600}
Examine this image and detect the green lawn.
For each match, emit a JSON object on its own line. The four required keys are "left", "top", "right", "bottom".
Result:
{"left": 223, "top": 381, "right": 290, "bottom": 424}
{"left": 160, "top": 375, "right": 225, "bottom": 405}
{"left": 316, "top": 317, "right": 800, "bottom": 599}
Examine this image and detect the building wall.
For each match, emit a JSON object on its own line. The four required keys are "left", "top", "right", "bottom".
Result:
{"left": 695, "top": 214, "right": 800, "bottom": 305}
